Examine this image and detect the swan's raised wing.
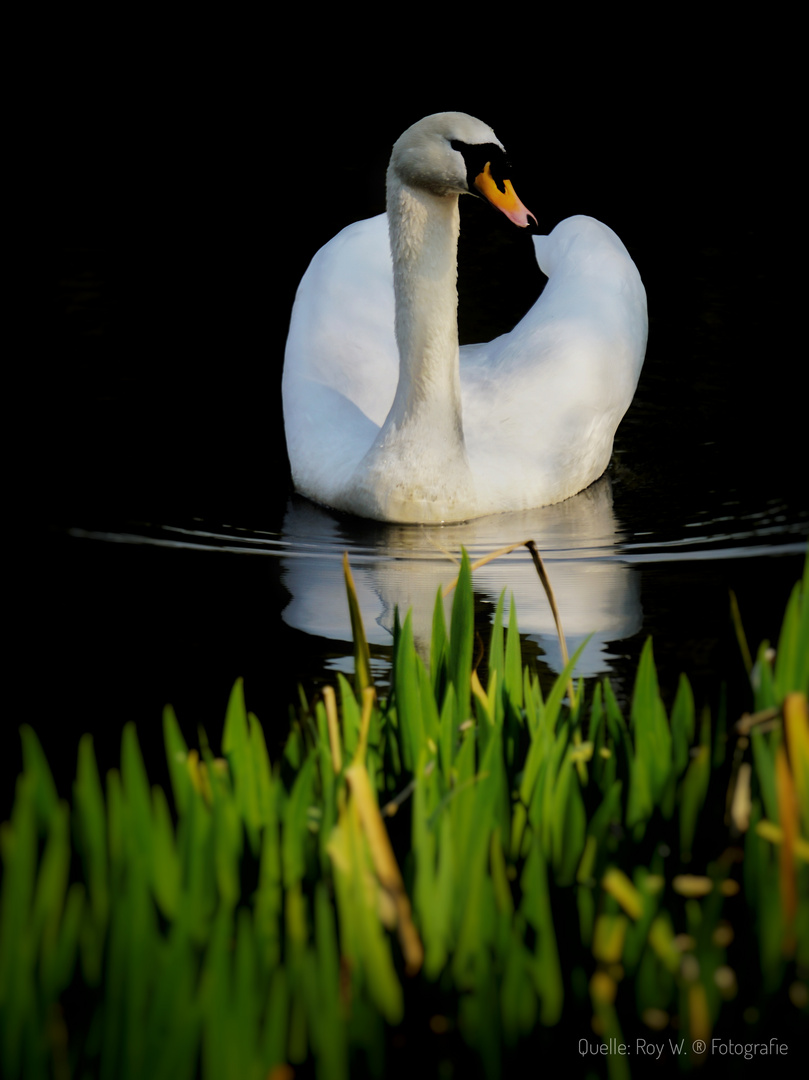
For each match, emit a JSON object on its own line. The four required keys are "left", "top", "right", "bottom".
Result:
{"left": 460, "top": 216, "right": 648, "bottom": 510}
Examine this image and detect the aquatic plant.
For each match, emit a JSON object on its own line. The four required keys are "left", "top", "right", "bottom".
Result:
{"left": 1, "top": 551, "right": 807, "bottom": 1079}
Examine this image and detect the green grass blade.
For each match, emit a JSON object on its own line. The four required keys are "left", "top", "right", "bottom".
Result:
{"left": 430, "top": 584, "right": 449, "bottom": 702}
{"left": 74, "top": 733, "right": 109, "bottom": 934}
{"left": 19, "top": 726, "right": 59, "bottom": 829}
{"left": 448, "top": 550, "right": 474, "bottom": 727}
{"left": 520, "top": 837, "right": 563, "bottom": 1024}
{"left": 163, "top": 705, "right": 191, "bottom": 815}
{"left": 344, "top": 552, "right": 372, "bottom": 694}
{"left": 151, "top": 785, "right": 181, "bottom": 918}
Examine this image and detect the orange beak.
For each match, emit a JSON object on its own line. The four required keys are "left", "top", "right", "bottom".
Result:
{"left": 473, "top": 161, "right": 537, "bottom": 228}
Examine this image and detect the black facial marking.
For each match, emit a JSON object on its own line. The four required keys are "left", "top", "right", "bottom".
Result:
{"left": 450, "top": 140, "right": 511, "bottom": 193}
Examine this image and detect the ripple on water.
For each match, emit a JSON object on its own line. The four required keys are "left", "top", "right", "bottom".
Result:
{"left": 67, "top": 478, "right": 807, "bottom": 687}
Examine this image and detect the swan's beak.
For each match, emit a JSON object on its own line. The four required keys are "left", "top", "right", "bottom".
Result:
{"left": 473, "top": 162, "right": 537, "bottom": 228}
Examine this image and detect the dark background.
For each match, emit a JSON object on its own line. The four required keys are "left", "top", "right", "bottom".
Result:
{"left": 22, "top": 18, "right": 802, "bottom": 805}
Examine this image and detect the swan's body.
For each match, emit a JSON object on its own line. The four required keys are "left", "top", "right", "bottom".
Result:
{"left": 283, "top": 112, "right": 647, "bottom": 523}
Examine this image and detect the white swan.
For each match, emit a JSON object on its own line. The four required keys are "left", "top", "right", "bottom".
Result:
{"left": 283, "top": 112, "right": 647, "bottom": 524}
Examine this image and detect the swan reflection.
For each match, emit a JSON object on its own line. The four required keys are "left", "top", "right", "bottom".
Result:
{"left": 280, "top": 475, "right": 641, "bottom": 679}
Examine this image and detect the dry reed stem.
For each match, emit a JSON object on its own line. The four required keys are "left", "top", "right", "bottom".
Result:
{"left": 323, "top": 685, "right": 342, "bottom": 775}
{"left": 735, "top": 707, "right": 780, "bottom": 736}
{"left": 441, "top": 538, "right": 573, "bottom": 698}
{"left": 342, "top": 682, "right": 423, "bottom": 973}
{"left": 775, "top": 745, "right": 799, "bottom": 954}
{"left": 345, "top": 760, "right": 424, "bottom": 974}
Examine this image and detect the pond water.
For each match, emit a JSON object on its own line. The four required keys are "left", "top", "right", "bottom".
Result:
{"left": 66, "top": 482, "right": 806, "bottom": 694}
{"left": 30, "top": 471, "right": 805, "bottom": 810}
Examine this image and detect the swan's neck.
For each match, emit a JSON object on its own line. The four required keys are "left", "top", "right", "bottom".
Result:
{"left": 385, "top": 174, "right": 464, "bottom": 436}
{"left": 347, "top": 172, "right": 475, "bottom": 522}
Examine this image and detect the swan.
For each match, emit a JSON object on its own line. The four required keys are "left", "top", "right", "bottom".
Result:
{"left": 283, "top": 112, "right": 647, "bottom": 524}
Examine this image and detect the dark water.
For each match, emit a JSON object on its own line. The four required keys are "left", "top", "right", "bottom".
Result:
{"left": 25, "top": 454, "right": 806, "bottom": 813}
{"left": 25, "top": 70, "right": 806, "bottom": 815}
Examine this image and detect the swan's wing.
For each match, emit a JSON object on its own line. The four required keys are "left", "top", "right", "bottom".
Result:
{"left": 461, "top": 216, "right": 648, "bottom": 509}
{"left": 283, "top": 214, "right": 399, "bottom": 502}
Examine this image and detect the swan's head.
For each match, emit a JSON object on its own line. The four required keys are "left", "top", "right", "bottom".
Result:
{"left": 389, "top": 112, "right": 536, "bottom": 228}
